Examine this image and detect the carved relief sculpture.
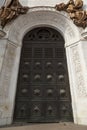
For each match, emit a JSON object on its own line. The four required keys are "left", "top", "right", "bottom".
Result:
{"left": 0, "top": 0, "right": 29, "bottom": 28}
{"left": 0, "top": 0, "right": 87, "bottom": 28}
{"left": 55, "top": 0, "right": 87, "bottom": 28}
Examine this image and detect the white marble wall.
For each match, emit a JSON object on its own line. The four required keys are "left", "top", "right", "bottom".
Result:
{"left": 19, "top": 0, "right": 87, "bottom": 9}
{"left": 66, "top": 40, "right": 87, "bottom": 124}
{"left": 0, "top": 0, "right": 87, "bottom": 126}
{"left": 0, "top": 39, "right": 19, "bottom": 125}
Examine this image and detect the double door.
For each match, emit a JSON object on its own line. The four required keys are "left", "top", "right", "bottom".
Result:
{"left": 14, "top": 27, "right": 73, "bottom": 123}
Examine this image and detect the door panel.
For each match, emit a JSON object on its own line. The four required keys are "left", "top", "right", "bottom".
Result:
{"left": 14, "top": 27, "right": 73, "bottom": 123}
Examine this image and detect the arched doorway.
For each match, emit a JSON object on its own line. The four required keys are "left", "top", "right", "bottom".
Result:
{"left": 13, "top": 27, "right": 73, "bottom": 123}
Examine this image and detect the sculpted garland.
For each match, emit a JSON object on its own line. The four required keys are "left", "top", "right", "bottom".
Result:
{"left": 0, "top": 0, "right": 87, "bottom": 28}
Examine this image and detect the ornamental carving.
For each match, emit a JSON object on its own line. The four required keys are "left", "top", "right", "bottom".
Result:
{"left": 55, "top": 0, "right": 87, "bottom": 28}
{"left": 0, "top": 0, "right": 29, "bottom": 28}
{"left": 71, "top": 45, "right": 87, "bottom": 97}
{"left": 0, "top": 0, "right": 87, "bottom": 28}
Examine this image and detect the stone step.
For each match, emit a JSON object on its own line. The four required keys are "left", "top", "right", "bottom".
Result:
{"left": 0, "top": 123, "right": 87, "bottom": 130}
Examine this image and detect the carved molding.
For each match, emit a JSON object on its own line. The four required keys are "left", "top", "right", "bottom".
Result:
{"left": 7, "top": 9, "right": 79, "bottom": 46}
{"left": 0, "top": 29, "right": 6, "bottom": 38}
{"left": 0, "top": 43, "right": 16, "bottom": 98}
{"left": 71, "top": 45, "right": 87, "bottom": 97}
{"left": 55, "top": 0, "right": 87, "bottom": 28}
{"left": 81, "top": 31, "right": 87, "bottom": 40}
{"left": 0, "top": 0, "right": 29, "bottom": 28}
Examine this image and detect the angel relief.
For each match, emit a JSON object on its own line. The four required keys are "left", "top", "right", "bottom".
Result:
{"left": 0, "top": 0, "right": 29, "bottom": 27}
{"left": 0, "top": 0, "right": 87, "bottom": 28}
{"left": 55, "top": 0, "right": 87, "bottom": 28}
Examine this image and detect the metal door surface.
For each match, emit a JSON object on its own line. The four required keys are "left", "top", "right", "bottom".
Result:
{"left": 14, "top": 27, "right": 73, "bottom": 123}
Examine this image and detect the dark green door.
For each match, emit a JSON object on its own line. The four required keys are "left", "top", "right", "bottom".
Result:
{"left": 14, "top": 27, "right": 73, "bottom": 123}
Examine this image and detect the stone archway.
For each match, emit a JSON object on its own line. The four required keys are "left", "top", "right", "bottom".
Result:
{"left": 1, "top": 7, "right": 87, "bottom": 126}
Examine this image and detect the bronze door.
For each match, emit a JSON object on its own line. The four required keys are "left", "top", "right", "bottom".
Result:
{"left": 14, "top": 27, "right": 73, "bottom": 123}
